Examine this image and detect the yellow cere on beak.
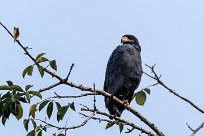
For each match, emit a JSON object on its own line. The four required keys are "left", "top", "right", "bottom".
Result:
{"left": 121, "top": 36, "right": 130, "bottom": 43}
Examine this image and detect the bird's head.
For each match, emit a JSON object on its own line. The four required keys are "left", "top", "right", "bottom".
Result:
{"left": 121, "top": 34, "right": 139, "bottom": 45}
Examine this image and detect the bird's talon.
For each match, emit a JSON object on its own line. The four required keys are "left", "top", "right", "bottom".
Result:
{"left": 123, "top": 100, "right": 129, "bottom": 106}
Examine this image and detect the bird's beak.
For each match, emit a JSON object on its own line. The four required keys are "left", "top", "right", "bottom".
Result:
{"left": 121, "top": 36, "right": 134, "bottom": 44}
{"left": 121, "top": 36, "right": 129, "bottom": 43}
{"left": 121, "top": 36, "right": 129, "bottom": 44}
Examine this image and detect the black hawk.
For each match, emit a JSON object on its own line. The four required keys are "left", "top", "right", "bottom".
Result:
{"left": 104, "top": 34, "right": 143, "bottom": 117}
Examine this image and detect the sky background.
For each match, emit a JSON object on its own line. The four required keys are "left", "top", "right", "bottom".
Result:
{"left": 1, "top": 0, "right": 204, "bottom": 136}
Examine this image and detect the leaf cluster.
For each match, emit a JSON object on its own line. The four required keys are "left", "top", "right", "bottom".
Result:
{"left": 23, "top": 53, "right": 57, "bottom": 78}
{"left": 0, "top": 81, "right": 41, "bottom": 125}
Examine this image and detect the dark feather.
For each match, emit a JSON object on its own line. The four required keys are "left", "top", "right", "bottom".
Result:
{"left": 104, "top": 35, "right": 142, "bottom": 117}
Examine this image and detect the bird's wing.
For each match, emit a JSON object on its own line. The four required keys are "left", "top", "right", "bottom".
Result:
{"left": 104, "top": 44, "right": 142, "bottom": 96}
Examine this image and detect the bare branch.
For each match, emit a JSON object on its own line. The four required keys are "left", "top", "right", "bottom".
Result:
{"left": 65, "top": 82, "right": 164, "bottom": 135}
{"left": 187, "top": 122, "right": 204, "bottom": 136}
{"left": 186, "top": 123, "right": 194, "bottom": 132}
{"left": 0, "top": 22, "right": 14, "bottom": 38}
{"left": 39, "top": 81, "right": 61, "bottom": 93}
{"left": 36, "top": 112, "right": 95, "bottom": 131}
{"left": 145, "top": 64, "right": 204, "bottom": 114}
{"left": 125, "top": 127, "right": 134, "bottom": 133}
{"left": 93, "top": 83, "right": 97, "bottom": 111}
{"left": 81, "top": 107, "right": 156, "bottom": 136}
{"left": 79, "top": 112, "right": 111, "bottom": 123}
{"left": 52, "top": 92, "right": 99, "bottom": 99}
{"left": 65, "top": 63, "right": 75, "bottom": 81}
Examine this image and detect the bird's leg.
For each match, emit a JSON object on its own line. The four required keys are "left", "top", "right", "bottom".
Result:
{"left": 123, "top": 100, "right": 129, "bottom": 106}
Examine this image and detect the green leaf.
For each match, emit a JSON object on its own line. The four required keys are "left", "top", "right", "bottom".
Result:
{"left": 15, "top": 104, "right": 23, "bottom": 120}
{"left": 6, "top": 81, "right": 13, "bottom": 86}
{"left": 55, "top": 102, "right": 61, "bottom": 110}
{"left": 22, "top": 65, "right": 34, "bottom": 78}
{"left": 69, "top": 102, "right": 75, "bottom": 111}
{"left": 28, "top": 91, "right": 42, "bottom": 99}
{"left": 105, "top": 122, "right": 115, "bottom": 129}
{"left": 27, "top": 66, "right": 34, "bottom": 76}
{"left": 135, "top": 91, "right": 146, "bottom": 105}
{"left": 0, "top": 85, "right": 24, "bottom": 92}
{"left": 25, "top": 85, "right": 33, "bottom": 91}
{"left": 39, "top": 100, "right": 49, "bottom": 111}
{"left": 37, "top": 65, "right": 44, "bottom": 77}
{"left": 10, "top": 102, "right": 17, "bottom": 115}
{"left": 2, "top": 115, "right": 7, "bottom": 125}
{"left": 29, "top": 104, "right": 37, "bottom": 118}
{"left": 22, "top": 67, "right": 28, "bottom": 78}
{"left": 11, "top": 85, "right": 24, "bottom": 92}
{"left": 37, "top": 57, "right": 49, "bottom": 63}
{"left": 2, "top": 92, "right": 11, "bottom": 101}
{"left": 2, "top": 93, "right": 11, "bottom": 102}
{"left": 19, "top": 97, "right": 28, "bottom": 103}
{"left": 118, "top": 122, "right": 124, "bottom": 133}
{"left": 41, "top": 126, "right": 47, "bottom": 132}
{"left": 11, "top": 94, "right": 20, "bottom": 102}
{"left": 25, "top": 92, "right": 30, "bottom": 103}
{"left": 24, "top": 119, "right": 29, "bottom": 131}
{"left": 49, "top": 60, "right": 57, "bottom": 71}
{"left": 37, "top": 130, "right": 42, "bottom": 136}
{"left": 57, "top": 106, "right": 68, "bottom": 122}
{"left": 27, "top": 130, "right": 35, "bottom": 136}
{"left": 2, "top": 103, "right": 11, "bottom": 118}
{"left": 0, "top": 102, "right": 3, "bottom": 117}
{"left": 143, "top": 88, "right": 151, "bottom": 95}
{"left": 47, "top": 102, "right": 53, "bottom": 119}
{"left": 35, "top": 53, "right": 46, "bottom": 61}
{"left": 30, "top": 118, "right": 37, "bottom": 129}
{"left": 35, "top": 126, "right": 41, "bottom": 132}
{"left": 57, "top": 134, "right": 65, "bottom": 136}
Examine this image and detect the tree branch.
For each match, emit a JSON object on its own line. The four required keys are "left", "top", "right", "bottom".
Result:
{"left": 65, "top": 63, "right": 74, "bottom": 81}
{"left": 80, "top": 107, "right": 156, "bottom": 136}
{"left": 52, "top": 92, "right": 99, "bottom": 99}
{"left": 39, "top": 82, "right": 61, "bottom": 93}
{"left": 144, "top": 64, "right": 204, "bottom": 114}
{"left": 187, "top": 122, "right": 204, "bottom": 136}
{"left": 36, "top": 112, "right": 95, "bottom": 131}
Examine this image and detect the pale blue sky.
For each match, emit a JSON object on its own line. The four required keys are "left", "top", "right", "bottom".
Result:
{"left": 1, "top": 0, "right": 204, "bottom": 136}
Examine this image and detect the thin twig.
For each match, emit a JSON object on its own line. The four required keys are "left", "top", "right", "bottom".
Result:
{"left": 81, "top": 107, "right": 156, "bottom": 136}
{"left": 144, "top": 64, "right": 204, "bottom": 114}
{"left": 186, "top": 123, "right": 194, "bottom": 132}
{"left": 125, "top": 127, "right": 134, "bottom": 133}
{"left": 36, "top": 113, "right": 95, "bottom": 131}
{"left": 187, "top": 122, "right": 204, "bottom": 136}
{"left": 79, "top": 112, "right": 110, "bottom": 123}
{"left": 51, "top": 92, "right": 99, "bottom": 99}
{"left": 39, "top": 81, "right": 61, "bottom": 93}
{"left": 93, "top": 83, "right": 97, "bottom": 111}
{"left": 0, "top": 22, "right": 14, "bottom": 38}
{"left": 65, "top": 63, "right": 75, "bottom": 81}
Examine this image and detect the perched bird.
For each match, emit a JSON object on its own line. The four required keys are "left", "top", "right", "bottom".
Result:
{"left": 13, "top": 27, "right": 19, "bottom": 42}
{"left": 104, "top": 34, "right": 143, "bottom": 117}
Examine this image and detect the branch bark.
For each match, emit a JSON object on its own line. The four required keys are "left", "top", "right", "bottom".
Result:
{"left": 36, "top": 112, "right": 95, "bottom": 131}
{"left": 81, "top": 107, "right": 157, "bottom": 136}
{"left": 187, "top": 122, "right": 204, "bottom": 136}
{"left": 144, "top": 64, "right": 204, "bottom": 114}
